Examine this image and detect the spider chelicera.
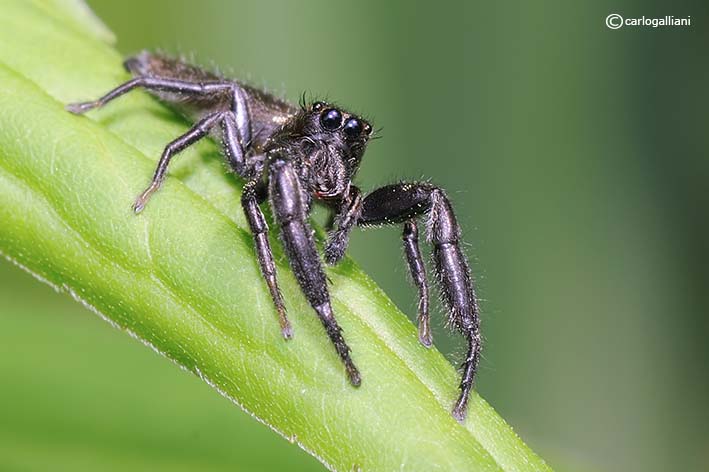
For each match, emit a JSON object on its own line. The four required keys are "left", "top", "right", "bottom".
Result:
{"left": 66, "top": 52, "right": 482, "bottom": 421}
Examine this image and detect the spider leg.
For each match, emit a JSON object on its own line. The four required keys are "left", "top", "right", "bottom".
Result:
{"left": 324, "top": 185, "right": 362, "bottom": 265}
{"left": 242, "top": 179, "right": 292, "bottom": 339}
{"left": 65, "top": 77, "right": 234, "bottom": 115}
{"left": 358, "top": 182, "right": 481, "bottom": 421}
{"left": 220, "top": 110, "right": 252, "bottom": 178}
{"left": 403, "top": 220, "right": 432, "bottom": 347}
{"left": 323, "top": 187, "right": 433, "bottom": 346}
{"left": 268, "top": 156, "right": 360, "bottom": 386}
{"left": 131, "top": 111, "right": 225, "bottom": 212}
{"left": 67, "top": 74, "right": 255, "bottom": 209}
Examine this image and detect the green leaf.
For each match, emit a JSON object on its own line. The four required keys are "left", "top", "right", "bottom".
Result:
{"left": 0, "top": 1, "right": 550, "bottom": 470}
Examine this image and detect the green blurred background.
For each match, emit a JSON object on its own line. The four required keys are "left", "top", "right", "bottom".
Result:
{"left": 1, "top": 1, "right": 707, "bottom": 470}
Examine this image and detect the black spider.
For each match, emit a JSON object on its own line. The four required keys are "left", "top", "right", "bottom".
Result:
{"left": 66, "top": 52, "right": 482, "bottom": 421}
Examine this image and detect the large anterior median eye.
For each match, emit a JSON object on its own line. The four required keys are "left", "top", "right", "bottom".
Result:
{"left": 320, "top": 108, "right": 342, "bottom": 130}
{"left": 343, "top": 118, "right": 363, "bottom": 138}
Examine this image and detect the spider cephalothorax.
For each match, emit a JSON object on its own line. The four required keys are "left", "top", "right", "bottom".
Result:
{"left": 66, "top": 52, "right": 481, "bottom": 421}
{"left": 265, "top": 101, "right": 372, "bottom": 200}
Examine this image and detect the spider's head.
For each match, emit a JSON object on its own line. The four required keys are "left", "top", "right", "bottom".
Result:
{"left": 275, "top": 101, "right": 373, "bottom": 199}
{"left": 309, "top": 101, "right": 372, "bottom": 143}
{"left": 308, "top": 100, "right": 372, "bottom": 163}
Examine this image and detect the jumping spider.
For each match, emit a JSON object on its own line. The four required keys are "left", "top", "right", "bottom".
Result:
{"left": 66, "top": 52, "right": 481, "bottom": 421}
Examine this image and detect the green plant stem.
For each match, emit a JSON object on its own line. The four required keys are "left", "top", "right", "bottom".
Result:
{"left": 0, "top": 1, "right": 550, "bottom": 470}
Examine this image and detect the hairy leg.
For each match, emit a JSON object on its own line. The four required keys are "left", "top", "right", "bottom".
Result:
{"left": 242, "top": 179, "right": 292, "bottom": 339}
{"left": 358, "top": 182, "right": 481, "bottom": 421}
{"left": 65, "top": 76, "right": 234, "bottom": 114}
{"left": 132, "top": 111, "right": 224, "bottom": 212}
{"left": 403, "top": 220, "right": 432, "bottom": 347}
{"left": 269, "top": 157, "right": 360, "bottom": 386}
{"left": 129, "top": 108, "right": 256, "bottom": 212}
{"left": 67, "top": 75, "right": 255, "bottom": 207}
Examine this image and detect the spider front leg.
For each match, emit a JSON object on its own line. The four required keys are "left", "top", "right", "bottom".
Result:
{"left": 358, "top": 182, "right": 481, "bottom": 421}
{"left": 324, "top": 186, "right": 433, "bottom": 347}
{"left": 268, "top": 156, "right": 360, "bottom": 386}
{"left": 402, "top": 220, "right": 433, "bottom": 347}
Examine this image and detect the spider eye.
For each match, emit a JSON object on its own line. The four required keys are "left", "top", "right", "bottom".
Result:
{"left": 343, "top": 118, "right": 363, "bottom": 138}
{"left": 363, "top": 123, "right": 372, "bottom": 135}
{"left": 320, "top": 109, "right": 342, "bottom": 130}
{"left": 312, "top": 101, "right": 325, "bottom": 112}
